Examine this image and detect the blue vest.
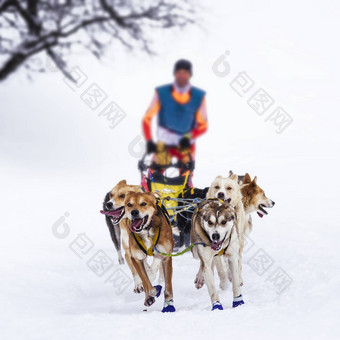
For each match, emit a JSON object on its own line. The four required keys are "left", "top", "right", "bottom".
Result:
{"left": 156, "top": 84, "right": 205, "bottom": 135}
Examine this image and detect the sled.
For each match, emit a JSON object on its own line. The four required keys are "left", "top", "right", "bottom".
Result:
{"left": 138, "top": 152, "right": 201, "bottom": 226}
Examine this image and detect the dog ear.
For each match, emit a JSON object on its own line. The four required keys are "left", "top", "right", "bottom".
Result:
{"left": 252, "top": 176, "right": 257, "bottom": 185}
{"left": 117, "top": 179, "right": 127, "bottom": 186}
{"left": 229, "top": 170, "right": 233, "bottom": 176}
{"left": 244, "top": 173, "right": 252, "bottom": 184}
{"left": 229, "top": 174, "right": 238, "bottom": 182}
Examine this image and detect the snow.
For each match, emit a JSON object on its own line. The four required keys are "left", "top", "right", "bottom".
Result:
{"left": 1, "top": 0, "right": 340, "bottom": 339}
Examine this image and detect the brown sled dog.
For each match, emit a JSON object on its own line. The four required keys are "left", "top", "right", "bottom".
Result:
{"left": 124, "top": 191, "right": 176, "bottom": 312}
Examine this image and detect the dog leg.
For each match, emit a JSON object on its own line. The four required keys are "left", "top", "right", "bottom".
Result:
{"left": 238, "top": 237, "right": 244, "bottom": 286}
{"left": 114, "top": 224, "right": 124, "bottom": 264}
{"left": 146, "top": 257, "right": 162, "bottom": 283}
{"left": 106, "top": 217, "right": 124, "bottom": 264}
{"left": 202, "top": 257, "right": 220, "bottom": 305}
{"left": 194, "top": 262, "right": 205, "bottom": 289}
{"left": 124, "top": 252, "right": 143, "bottom": 293}
{"left": 131, "top": 257, "right": 160, "bottom": 307}
{"left": 214, "top": 256, "right": 229, "bottom": 290}
{"left": 228, "top": 254, "right": 245, "bottom": 308}
{"left": 161, "top": 256, "right": 176, "bottom": 312}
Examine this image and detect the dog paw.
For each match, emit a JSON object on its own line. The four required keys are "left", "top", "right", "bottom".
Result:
{"left": 194, "top": 276, "right": 205, "bottom": 289}
{"left": 161, "top": 300, "right": 176, "bottom": 313}
{"left": 232, "top": 295, "right": 245, "bottom": 308}
{"left": 153, "top": 285, "right": 162, "bottom": 298}
{"left": 212, "top": 301, "right": 223, "bottom": 311}
{"left": 144, "top": 296, "right": 156, "bottom": 307}
{"left": 134, "top": 283, "right": 144, "bottom": 294}
{"left": 118, "top": 257, "right": 125, "bottom": 265}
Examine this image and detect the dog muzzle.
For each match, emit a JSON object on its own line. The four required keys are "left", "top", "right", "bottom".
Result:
{"left": 129, "top": 215, "right": 149, "bottom": 233}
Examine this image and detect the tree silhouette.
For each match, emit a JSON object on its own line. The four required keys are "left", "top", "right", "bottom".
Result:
{"left": 0, "top": 0, "right": 195, "bottom": 81}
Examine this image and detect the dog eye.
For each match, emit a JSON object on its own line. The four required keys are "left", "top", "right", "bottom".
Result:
{"left": 208, "top": 220, "right": 213, "bottom": 226}
{"left": 214, "top": 186, "right": 220, "bottom": 189}
{"left": 221, "top": 220, "right": 226, "bottom": 225}
{"left": 119, "top": 194, "right": 125, "bottom": 198}
{"left": 227, "top": 187, "right": 232, "bottom": 191}
{"left": 140, "top": 202, "right": 147, "bottom": 206}
{"left": 127, "top": 203, "right": 132, "bottom": 207}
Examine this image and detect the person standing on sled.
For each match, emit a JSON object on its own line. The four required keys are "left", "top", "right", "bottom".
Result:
{"left": 142, "top": 59, "right": 208, "bottom": 186}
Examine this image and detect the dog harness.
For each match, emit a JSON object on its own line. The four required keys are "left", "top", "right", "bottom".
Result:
{"left": 132, "top": 227, "right": 160, "bottom": 256}
{"left": 131, "top": 200, "right": 170, "bottom": 256}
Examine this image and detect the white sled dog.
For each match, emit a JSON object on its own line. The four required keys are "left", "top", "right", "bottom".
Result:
{"left": 191, "top": 199, "right": 244, "bottom": 310}
{"left": 195, "top": 172, "right": 275, "bottom": 290}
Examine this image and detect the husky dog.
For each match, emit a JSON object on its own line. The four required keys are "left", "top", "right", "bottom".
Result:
{"left": 199, "top": 172, "right": 275, "bottom": 289}
{"left": 206, "top": 174, "right": 247, "bottom": 285}
{"left": 124, "top": 191, "right": 176, "bottom": 312}
{"left": 191, "top": 199, "right": 244, "bottom": 310}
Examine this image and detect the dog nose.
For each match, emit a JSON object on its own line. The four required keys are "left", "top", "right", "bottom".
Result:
{"left": 217, "top": 192, "right": 224, "bottom": 199}
{"left": 106, "top": 202, "right": 113, "bottom": 209}
{"left": 131, "top": 209, "right": 139, "bottom": 217}
{"left": 272, "top": 201, "right": 275, "bottom": 206}
{"left": 212, "top": 233, "right": 220, "bottom": 241}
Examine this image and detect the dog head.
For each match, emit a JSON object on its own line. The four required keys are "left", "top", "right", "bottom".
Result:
{"left": 196, "top": 199, "right": 237, "bottom": 251}
{"left": 104, "top": 180, "right": 143, "bottom": 224}
{"left": 124, "top": 192, "right": 157, "bottom": 233}
{"left": 241, "top": 173, "right": 275, "bottom": 218}
{"left": 207, "top": 174, "right": 242, "bottom": 206}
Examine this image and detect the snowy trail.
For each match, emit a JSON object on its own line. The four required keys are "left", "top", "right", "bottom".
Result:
{"left": 1, "top": 167, "right": 339, "bottom": 340}
{"left": 1, "top": 0, "right": 340, "bottom": 336}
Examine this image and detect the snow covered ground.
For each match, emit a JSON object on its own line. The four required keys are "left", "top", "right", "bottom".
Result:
{"left": 1, "top": 0, "right": 340, "bottom": 339}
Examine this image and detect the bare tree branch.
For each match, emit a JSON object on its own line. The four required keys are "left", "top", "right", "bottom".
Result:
{"left": 0, "top": 0, "right": 195, "bottom": 81}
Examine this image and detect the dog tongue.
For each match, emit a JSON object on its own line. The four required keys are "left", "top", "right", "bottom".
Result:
{"left": 130, "top": 218, "right": 143, "bottom": 231}
{"left": 100, "top": 208, "right": 122, "bottom": 217}
{"left": 257, "top": 212, "right": 263, "bottom": 218}
{"left": 211, "top": 241, "right": 222, "bottom": 251}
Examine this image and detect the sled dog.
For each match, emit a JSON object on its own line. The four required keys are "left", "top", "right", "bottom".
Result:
{"left": 191, "top": 199, "right": 244, "bottom": 310}
{"left": 124, "top": 191, "right": 176, "bottom": 312}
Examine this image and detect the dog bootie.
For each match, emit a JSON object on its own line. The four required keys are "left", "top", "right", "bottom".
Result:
{"left": 161, "top": 299, "right": 176, "bottom": 313}
{"left": 232, "top": 295, "right": 245, "bottom": 308}
{"left": 212, "top": 301, "right": 223, "bottom": 311}
{"left": 154, "top": 285, "right": 162, "bottom": 298}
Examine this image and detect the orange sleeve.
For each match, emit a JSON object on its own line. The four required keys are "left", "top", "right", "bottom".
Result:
{"left": 191, "top": 96, "right": 208, "bottom": 139}
{"left": 142, "top": 92, "right": 160, "bottom": 141}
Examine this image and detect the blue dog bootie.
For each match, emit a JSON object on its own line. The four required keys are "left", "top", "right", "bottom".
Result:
{"left": 212, "top": 300, "right": 223, "bottom": 311}
{"left": 232, "top": 294, "right": 245, "bottom": 308}
{"left": 154, "top": 285, "right": 162, "bottom": 298}
{"left": 162, "top": 299, "right": 176, "bottom": 313}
